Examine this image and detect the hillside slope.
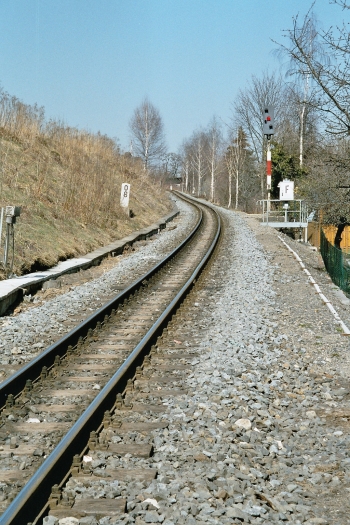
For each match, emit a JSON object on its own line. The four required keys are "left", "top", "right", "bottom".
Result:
{"left": 0, "top": 91, "right": 171, "bottom": 278}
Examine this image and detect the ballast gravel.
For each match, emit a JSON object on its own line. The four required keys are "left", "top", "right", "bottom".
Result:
{"left": 0, "top": 195, "right": 197, "bottom": 379}
{"left": 52, "top": 204, "right": 350, "bottom": 524}
{"left": 3, "top": 197, "right": 350, "bottom": 524}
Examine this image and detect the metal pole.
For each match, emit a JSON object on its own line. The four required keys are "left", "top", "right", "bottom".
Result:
{"left": 266, "top": 139, "right": 271, "bottom": 222}
{"left": 0, "top": 207, "right": 3, "bottom": 251}
{"left": 263, "top": 200, "right": 265, "bottom": 223}
{"left": 3, "top": 221, "right": 10, "bottom": 269}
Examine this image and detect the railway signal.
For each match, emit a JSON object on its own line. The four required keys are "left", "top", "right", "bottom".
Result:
{"left": 263, "top": 106, "right": 274, "bottom": 193}
{"left": 263, "top": 106, "right": 274, "bottom": 137}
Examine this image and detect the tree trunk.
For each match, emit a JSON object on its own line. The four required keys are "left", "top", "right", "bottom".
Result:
{"left": 235, "top": 169, "right": 239, "bottom": 209}
{"left": 299, "top": 73, "right": 309, "bottom": 167}
{"left": 197, "top": 155, "right": 201, "bottom": 197}
{"left": 210, "top": 158, "right": 215, "bottom": 202}
{"left": 334, "top": 222, "right": 347, "bottom": 249}
{"left": 299, "top": 104, "right": 305, "bottom": 167}
{"left": 228, "top": 170, "right": 232, "bottom": 208}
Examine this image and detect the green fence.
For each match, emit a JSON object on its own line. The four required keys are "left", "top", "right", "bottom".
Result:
{"left": 320, "top": 229, "right": 350, "bottom": 294}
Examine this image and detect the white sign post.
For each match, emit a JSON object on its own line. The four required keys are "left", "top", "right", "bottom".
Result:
{"left": 120, "top": 183, "right": 131, "bottom": 215}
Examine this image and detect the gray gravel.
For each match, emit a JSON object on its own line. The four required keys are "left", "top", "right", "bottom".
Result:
{"left": 53, "top": 205, "right": 350, "bottom": 524}
{"left": 0, "top": 195, "right": 197, "bottom": 376}
{"left": 2, "top": 198, "right": 350, "bottom": 524}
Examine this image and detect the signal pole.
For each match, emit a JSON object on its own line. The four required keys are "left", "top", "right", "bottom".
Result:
{"left": 263, "top": 106, "right": 274, "bottom": 211}
{"left": 267, "top": 139, "right": 272, "bottom": 201}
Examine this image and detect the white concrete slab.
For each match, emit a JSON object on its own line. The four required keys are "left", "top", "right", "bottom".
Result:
{"left": 44, "top": 258, "right": 91, "bottom": 274}
{"left": 0, "top": 204, "right": 179, "bottom": 314}
{"left": 0, "top": 258, "right": 91, "bottom": 295}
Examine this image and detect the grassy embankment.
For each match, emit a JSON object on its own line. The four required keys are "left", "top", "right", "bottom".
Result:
{"left": 0, "top": 89, "right": 171, "bottom": 278}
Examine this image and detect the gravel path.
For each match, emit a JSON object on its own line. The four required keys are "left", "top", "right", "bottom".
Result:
{"left": 3, "top": 199, "right": 350, "bottom": 524}
{"left": 45, "top": 204, "right": 350, "bottom": 525}
{"left": 109, "top": 208, "right": 349, "bottom": 525}
{"left": 0, "top": 195, "right": 197, "bottom": 380}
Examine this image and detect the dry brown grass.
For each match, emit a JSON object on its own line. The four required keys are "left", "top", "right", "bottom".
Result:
{"left": 0, "top": 89, "right": 171, "bottom": 277}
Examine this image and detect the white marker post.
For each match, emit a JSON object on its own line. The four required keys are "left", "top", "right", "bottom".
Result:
{"left": 120, "top": 183, "right": 131, "bottom": 216}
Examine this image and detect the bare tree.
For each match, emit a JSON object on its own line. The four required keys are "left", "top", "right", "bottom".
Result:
{"left": 277, "top": 4, "right": 350, "bottom": 135}
{"left": 275, "top": 10, "right": 319, "bottom": 165}
{"left": 225, "top": 127, "right": 248, "bottom": 209}
{"left": 299, "top": 139, "right": 350, "bottom": 244}
{"left": 162, "top": 152, "right": 181, "bottom": 178}
{"left": 181, "top": 130, "right": 208, "bottom": 196}
{"left": 283, "top": 86, "right": 318, "bottom": 161}
{"left": 275, "top": 3, "right": 350, "bottom": 237}
{"left": 129, "top": 98, "right": 167, "bottom": 170}
{"left": 225, "top": 146, "right": 234, "bottom": 209}
{"left": 206, "top": 117, "right": 222, "bottom": 202}
{"left": 179, "top": 140, "right": 191, "bottom": 192}
{"left": 234, "top": 72, "right": 285, "bottom": 162}
{"left": 182, "top": 158, "right": 189, "bottom": 192}
{"left": 233, "top": 72, "right": 286, "bottom": 197}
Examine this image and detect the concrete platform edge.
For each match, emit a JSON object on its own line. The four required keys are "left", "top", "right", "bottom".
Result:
{"left": 0, "top": 205, "right": 179, "bottom": 316}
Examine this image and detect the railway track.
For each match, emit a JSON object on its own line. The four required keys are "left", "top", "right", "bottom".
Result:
{"left": 0, "top": 193, "right": 221, "bottom": 525}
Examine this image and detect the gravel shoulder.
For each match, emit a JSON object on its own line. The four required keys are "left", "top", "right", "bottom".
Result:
{"left": 3, "top": 201, "right": 350, "bottom": 524}
{"left": 243, "top": 214, "right": 350, "bottom": 380}
{"left": 0, "top": 195, "right": 197, "bottom": 382}
{"left": 55, "top": 206, "right": 350, "bottom": 525}
{"left": 109, "top": 207, "right": 350, "bottom": 525}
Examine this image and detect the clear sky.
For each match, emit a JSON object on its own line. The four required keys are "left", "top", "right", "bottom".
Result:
{"left": 0, "top": 0, "right": 345, "bottom": 152}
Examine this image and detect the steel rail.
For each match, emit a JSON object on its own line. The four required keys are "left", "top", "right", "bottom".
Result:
{"left": 0, "top": 195, "right": 202, "bottom": 409}
{"left": 0, "top": 196, "right": 221, "bottom": 525}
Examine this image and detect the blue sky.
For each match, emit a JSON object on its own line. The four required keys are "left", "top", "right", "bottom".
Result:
{"left": 0, "top": 0, "right": 344, "bottom": 152}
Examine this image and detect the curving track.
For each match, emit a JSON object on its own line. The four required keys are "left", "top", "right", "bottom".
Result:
{"left": 0, "top": 193, "right": 221, "bottom": 525}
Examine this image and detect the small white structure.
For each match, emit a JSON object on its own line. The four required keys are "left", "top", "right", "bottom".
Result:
{"left": 278, "top": 179, "right": 294, "bottom": 201}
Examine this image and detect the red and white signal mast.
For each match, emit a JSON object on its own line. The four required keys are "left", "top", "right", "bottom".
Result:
{"left": 260, "top": 106, "right": 307, "bottom": 237}
{"left": 263, "top": 106, "right": 274, "bottom": 199}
